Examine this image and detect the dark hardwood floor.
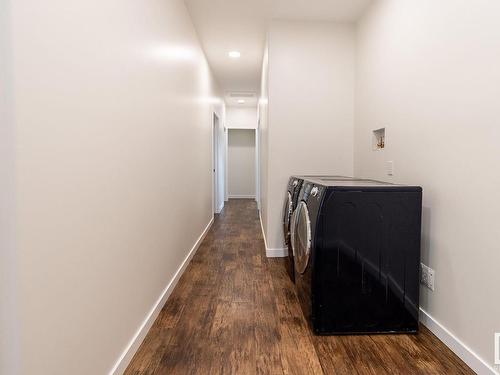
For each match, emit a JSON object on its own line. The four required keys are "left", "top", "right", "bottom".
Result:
{"left": 125, "top": 199, "right": 474, "bottom": 375}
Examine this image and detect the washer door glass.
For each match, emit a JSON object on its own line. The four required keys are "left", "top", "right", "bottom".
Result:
{"left": 293, "top": 201, "right": 312, "bottom": 274}
{"left": 282, "top": 192, "right": 293, "bottom": 244}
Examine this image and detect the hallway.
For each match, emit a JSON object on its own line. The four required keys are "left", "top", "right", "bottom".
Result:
{"left": 125, "top": 200, "right": 472, "bottom": 375}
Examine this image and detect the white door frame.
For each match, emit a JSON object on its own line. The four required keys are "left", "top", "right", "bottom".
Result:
{"left": 255, "top": 127, "right": 260, "bottom": 208}
{"left": 212, "top": 112, "right": 222, "bottom": 214}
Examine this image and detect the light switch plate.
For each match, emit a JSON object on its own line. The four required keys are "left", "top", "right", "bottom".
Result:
{"left": 386, "top": 161, "right": 394, "bottom": 176}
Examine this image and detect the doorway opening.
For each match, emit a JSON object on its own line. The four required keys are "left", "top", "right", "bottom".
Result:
{"left": 227, "top": 129, "right": 256, "bottom": 200}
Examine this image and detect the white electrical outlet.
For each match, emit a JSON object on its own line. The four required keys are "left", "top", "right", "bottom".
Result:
{"left": 420, "top": 263, "right": 435, "bottom": 291}
{"left": 420, "top": 263, "right": 427, "bottom": 285}
{"left": 428, "top": 267, "right": 435, "bottom": 291}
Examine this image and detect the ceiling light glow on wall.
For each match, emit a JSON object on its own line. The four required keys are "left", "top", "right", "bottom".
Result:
{"left": 228, "top": 51, "right": 241, "bottom": 58}
{"left": 237, "top": 99, "right": 245, "bottom": 104}
{"left": 150, "top": 45, "right": 196, "bottom": 61}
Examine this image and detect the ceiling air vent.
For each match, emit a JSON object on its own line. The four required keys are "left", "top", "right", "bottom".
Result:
{"left": 228, "top": 92, "right": 255, "bottom": 98}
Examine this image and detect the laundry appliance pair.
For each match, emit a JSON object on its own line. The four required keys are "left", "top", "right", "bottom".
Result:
{"left": 282, "top": 176, "right": 422, "bottom": 335}
{"left": 282, "top": 175, "right": 353, "bottom": 282}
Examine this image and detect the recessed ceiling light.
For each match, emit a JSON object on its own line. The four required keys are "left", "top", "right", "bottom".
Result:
{"left": 228, "top": 51, "right": 241, "bottom": 59}
{"left": 237, "top": 99, "right": 245, "bottom": 104}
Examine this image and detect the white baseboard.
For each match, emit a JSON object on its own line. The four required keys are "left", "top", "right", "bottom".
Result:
{"left": 258, "top": 210, "right": 267, "bottom": 249}
{"left": 420, "top": 308, "right": 498, "bottom": 375}
{"left": 216, "top": 202, "right": 224, "bottom": 214}
{"left": 258, "top": 211, "right": 288, "bottom": 258}
{"left": 228, "top": 195, "right": 255, "bottom": 199}
{"left": 109, "top": 217, "right": 214, "bottom": 375}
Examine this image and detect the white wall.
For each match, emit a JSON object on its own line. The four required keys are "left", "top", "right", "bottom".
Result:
{"left": 261, "top": 20, "right": 355, "bottom": 252}
{"left": 226, "top": 106, "right": 258, "bottom": 129}
{"left": 5, "top": 0, "right": 224, "bottom": 374}
{"left": 355, "top": 1, "right": 500, "bottom": 372}
{"left": 255, "top": 124, "right": 260, "bottom": 208}
{"left": 258, "top": 44, "right": 270, "bottom": 239}
{"left": 0, "top": 1, "right": 20, "bottom": 373}
{"left": 228, "top": 129, "right": 256, "bottom": 198}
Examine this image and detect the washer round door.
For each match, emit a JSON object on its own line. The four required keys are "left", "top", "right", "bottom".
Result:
{"left": 282, "top": 192, "right": 293, "bottom": 244}
{"left": 293, "top": 201, "right": 312, "bottom": 274}
{"left": 290, "top": 207, "right": 298, "bottom": 256}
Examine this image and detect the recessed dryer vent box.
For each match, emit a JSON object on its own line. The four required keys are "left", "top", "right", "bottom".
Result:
{"left": 372, "top": 128, "right": 386, "bottom": 151}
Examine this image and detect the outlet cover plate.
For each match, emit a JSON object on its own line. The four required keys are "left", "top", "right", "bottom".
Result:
{"left": 420, "top": 263, "right": 435, "bottom": 291}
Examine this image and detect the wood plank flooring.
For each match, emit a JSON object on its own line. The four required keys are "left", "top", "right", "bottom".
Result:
{"left": 125, "top": 199, "right": 474, "bottom": 375}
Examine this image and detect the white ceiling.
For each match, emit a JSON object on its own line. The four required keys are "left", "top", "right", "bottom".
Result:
{"left": 184, "top": 0, "right": 372, "bottom": 104}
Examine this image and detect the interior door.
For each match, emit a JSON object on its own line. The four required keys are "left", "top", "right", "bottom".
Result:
{"left": 213, "top": 113, "right": 219, "bottom": 213}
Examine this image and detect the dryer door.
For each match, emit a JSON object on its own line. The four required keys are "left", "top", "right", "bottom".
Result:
{"left": 282, "top": 192, "right": 293, "bottom": 245}
{"left": 293, "top": 201, "right": 312, "bottom": 274}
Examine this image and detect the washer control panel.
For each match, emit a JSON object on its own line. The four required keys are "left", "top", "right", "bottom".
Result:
{"left": 301, "top": 183, "right": 324, "bottom": 202}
